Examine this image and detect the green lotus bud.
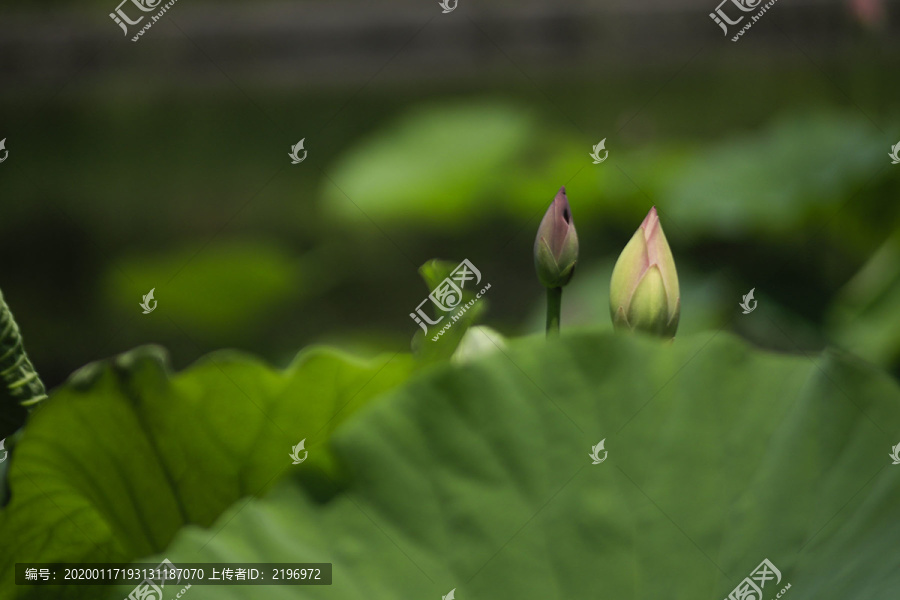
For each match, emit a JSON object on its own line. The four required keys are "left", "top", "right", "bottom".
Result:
{"left": 610, "top": 207, "right": 680, "bottom": 337}
{"left": 534, "top": 187, "right": 579, "bottom": 289}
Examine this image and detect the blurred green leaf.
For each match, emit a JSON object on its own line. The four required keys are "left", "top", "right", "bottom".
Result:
{"left": 140, "top": 331, "right": 899, "bottom": 600}
{"left": 323, "top": 102, "right": 536, "bottom": 226}
{"left": 104, "top": 241, "right": 300, "bottom": 337}
{"left": 0, "top": 345, "right": 413, "bottom": 599}
{"left": 828, "top": 231, "right": 900, "bottom": 369}
{"left": 663, "top": 113, "right": 886, "bottom": 237}
{"left": 411, "top": 259, "right": 488, "bottom": 363}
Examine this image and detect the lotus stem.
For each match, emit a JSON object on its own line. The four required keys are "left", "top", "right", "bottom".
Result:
{"left": 546, "top": 287, "right": 562, "bottom": 336}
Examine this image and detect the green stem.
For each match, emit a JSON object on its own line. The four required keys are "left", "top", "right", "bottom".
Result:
{"left": 0, "top": 289, "right": 48, "bottom": 410}
{"left": 545, "top": 287, "right": 562, "bottom": 336}
{"left": 1, "top": 288, "right": 46, "bottom": 506}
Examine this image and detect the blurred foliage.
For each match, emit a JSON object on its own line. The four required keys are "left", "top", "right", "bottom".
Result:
{"left": 411, "top": 258, "right": 487, "bottom": 364}
{"left": 322, "top": 102, "right": 900, "bottom": 373}
{"left": 324, "top": 102, "right": 538, "bottom": 227}
{"left": 664, "top": 112, "right": 892, "bottom": 238}
{"left": 0, "top": 345, "right": 414, "bottom": 599}
{"left": 1, "top": 9, "right": 900, "bottom": 598}
{"left": 111, "top": 331, "right": 900, "bottom": 600}
{"left": 828, "top": 230, "right": 900, "bottom": 368}
{"left": 104, "top": 240, "right": 302, "bottom": 339}
{"left": 1, "top": 64, "right": 899, "bottom": 386}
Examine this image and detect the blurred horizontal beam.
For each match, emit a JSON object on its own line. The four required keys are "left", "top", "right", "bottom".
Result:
{"left": 0, "top": 0, "right": 896, "bottom": 98}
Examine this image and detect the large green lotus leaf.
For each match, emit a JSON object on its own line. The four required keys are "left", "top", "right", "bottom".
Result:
{"left": 0, "top": 345, "right": 414, "bottom": 600}
{"left": 128, "top": 331, "right": 900, "bottom": 600}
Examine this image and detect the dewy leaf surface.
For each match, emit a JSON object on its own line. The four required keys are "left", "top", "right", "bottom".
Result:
{"left": 0, "top": 345, "right": 414, "bottom": 600}
{"left": 132, "top": 331, "right": 900, "bottom": 600}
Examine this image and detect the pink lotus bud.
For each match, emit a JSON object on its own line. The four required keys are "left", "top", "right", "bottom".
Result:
{"left": 534, "top": 187, "right": 579, "bottom": 289}
{"left": 609, "top": 207, "right": 680, "bottom": 337}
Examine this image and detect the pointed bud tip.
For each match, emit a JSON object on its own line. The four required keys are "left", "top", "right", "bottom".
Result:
{"left": 640, "top": 206, "right": 659, "bottom": 232}
{"left": 554, "top": 187, "right": 569, "bottom": 206}
{"left": 553, "top": 187, "right": 572, "bottom": 225}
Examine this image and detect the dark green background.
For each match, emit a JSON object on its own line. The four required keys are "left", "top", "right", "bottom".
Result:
{"left": 0, "top": 0, "right": 898, "bottom": 385}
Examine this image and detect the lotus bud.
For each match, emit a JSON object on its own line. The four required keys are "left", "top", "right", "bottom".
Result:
{"left": 534, "top": 187, "right": 579, "bottom": 289}
{"left": 610, "top": 207, "right": 680, "bottom": 337}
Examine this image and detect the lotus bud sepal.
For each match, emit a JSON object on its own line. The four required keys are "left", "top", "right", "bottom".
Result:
{"left": 609, "top": 207, "right": 680, "bottom": 338}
